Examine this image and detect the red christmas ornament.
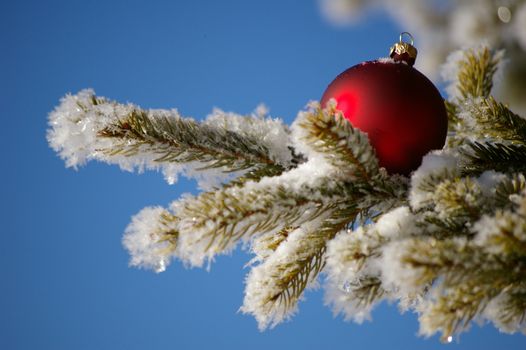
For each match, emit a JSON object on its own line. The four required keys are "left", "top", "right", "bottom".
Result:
{"left": 321, "top": 33, "right": 447, "bottom": 175}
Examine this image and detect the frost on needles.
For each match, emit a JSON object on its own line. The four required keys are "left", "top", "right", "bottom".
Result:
{"left": 48, "top": 46, "right": 526, "bottom": 341}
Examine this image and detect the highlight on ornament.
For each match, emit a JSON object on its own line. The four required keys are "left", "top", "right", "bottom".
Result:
{"left": 47, "top": 33, "right": 526, "bottom": 342}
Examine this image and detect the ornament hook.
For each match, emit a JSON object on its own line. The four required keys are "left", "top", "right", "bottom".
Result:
{"left": 399, "top": 32, "right": 414, "bottom": 46}
{"left": 390, "top": 32, "right": 418, "bottom": 66}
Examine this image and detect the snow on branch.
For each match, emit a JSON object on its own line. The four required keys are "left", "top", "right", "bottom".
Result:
{"left": 461, "top": 142, "right": 526, "bottom": 174}
{"left": 459, "top": 96, "right": 526, "bottom": 144}
{"left": 441, "top": 46, "right": 504, "bottom": 101}
{"left": 48, "top": 45, "right": 526, "bottom": 341}
{"left": 175, "top": 153, "right": 368, "bottom": 268}
{"left": 241, "top": 205, "right": 360, "bottom": 329}
{"left": 325, "top": 206, "right": 420, "bottom": 322}
{"left": 292, "top": 102, "right": 379, "bottom": 182}
{"left": 171, "top": 104, "right": 401, "bottom": 268}
{"left": 408, "top": 228, "right": 526, "bottom": 340}
{"left": 47, "top": 89, "right": 295, "bottom": 188}
{"left": 123, "top": 206, "right": 179, "bottom": 273}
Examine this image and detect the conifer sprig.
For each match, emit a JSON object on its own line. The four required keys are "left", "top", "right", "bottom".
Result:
{"left": 99, "top": 108, "right": 280, "bottom": 172}
{"left": 456, "top": 47, "right": 501, "bottom": 99}
{"left": 464, "top": 97, "right": 526, "bottom": 143}
{"left": 122, "top": 207, "right": 180, "bottom": 273}
{"left": 48, "top": 89, "right": 296, "bottom": 186}
{"left": 48, "top": 45, "right": 526, "bottom": 341}
{"left": 296, "top": 104, "right": 379, "bottom": 182}
{"left": 242, "top": 204, "right": 359, "bottom": 330}
{"left": 176, "top": 179, "right": 332, "bottom": 267}
{"left": 462, "top": 142, "right": 526, "bottom": 174}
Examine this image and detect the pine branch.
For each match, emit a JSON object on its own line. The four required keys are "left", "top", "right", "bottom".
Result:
{"left": 325, "top": 206, "right": 420, "bottom": 322}
{"left": 456, "top": 47, "right": 501, "bottom": 100}
{"left": 395, "top": 234, "right": 526, "bottom": 340}
{"left": 432, "top": 178, "right": 484, "bottom": 223}
{"left": 99, "top": 109, "right": 277, "bottom": 170}
{"left": 174, "top": 102, "right": 403, "bottom": 267}
{"left": 48, "top": 45, "right": 526, "bottom": 340}
{"left": 221, "top": 163, "right": 287, "bottom": 188}
{"left": 250, "top": 225, "right": 299, "bottom": 263}
{"left": 346, "top": 276, "right": 385, "bottom": 308}
{"left": 494, "top": 174, "right": 526, "bottom": 209}
{"left": 461, "top": 141, "right": 526, "bottom": 174}
{"left": 325, "top": 227, "right": 387, "bottom": 319}
{"left": 241, "top": 205, "right": 358, "bottom": 330}
{"left": 463, "top": 97, "right": 526, "bottom": 143}
{"left": 474, "top": 198, "right": 526, "bottom": 257}
{"left": 420, "top": 281, "right": 496, "bottom": 342}
{"left": 295, "top": 105, "right": 379, "bottom": 182}
{"left": 421, "top": 280, "right": 526, "bottom": 341}
{"left": 410, "top": 152, "right": 460, "bottom": 210}
{"left": 48, "top": 89, "right": 296, "bottom": 185}
{"left": 293, "top": 103, "right": 406, "bottom": 203}
{"left": 420, "top": 213, "right": 470, "bottom": 238}
{"left": 177, "top": 186, "right": 323, "bottom": 266}
{"left": 386, "top": 186, "right": 526, "bottom": 339}
{"left": 122, "top": 207, "right": 179, "bottom": 272}
{"left": 175, "top": 161, "right": 360, "bottom": 267}
{"left": 488, "top": 290, "right": 526, "bottom": 333}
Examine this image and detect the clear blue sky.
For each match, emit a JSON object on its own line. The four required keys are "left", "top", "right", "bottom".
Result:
{"left": 2, "top": 1, "right": 525, "bottom": 349}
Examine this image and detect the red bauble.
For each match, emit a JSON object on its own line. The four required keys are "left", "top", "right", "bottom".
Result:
{"left": 321, "top": 60, "right": 447, "bottom": 175}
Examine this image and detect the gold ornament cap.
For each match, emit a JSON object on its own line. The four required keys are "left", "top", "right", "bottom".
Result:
{"left": 389, "top": 32, "right": 418, "bottom": 66}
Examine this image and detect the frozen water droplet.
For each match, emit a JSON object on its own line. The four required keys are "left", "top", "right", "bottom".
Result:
{"left": 342, "top": 281, "right": 352, "bottom": 293}
{"left": 155, "top": 260, "right": 166, "bottom": 273}
{"left": 446, "top": 336, "right": 453, "bottom": 343}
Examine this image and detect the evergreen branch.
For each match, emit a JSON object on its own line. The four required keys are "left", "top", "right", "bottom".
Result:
{"left": 464, "top": 97, "right": 526, "bottom": 144}
{"left": 241, "top": 205, "right": 358, "bottom": 330}
{"left": 494, "top": 174, "right": 526, "bottom": 209}
{"left": 396, "top": 238, "right": 479, "bottom": 288}
{"left": 488, "top": 290, "right": 526, "bottom": 333}
{"left": 410, "top": 152, "right": 460, "bottom": 210}
{"left": 397, "top": 236, "right": 526, "bottom": 290}
{"left": 420, "top": 213, "right": 470, "bottom": 238}
{"left": 325, "top": 207, "right": 419, "bottom": 322}
{"left": 474, "top": 197, "right": 526, "bottom": 257}
{"left": 432, "top": 178, "right": 484, "bottom": 223}
{"left": 327, "top": 230, "right": 387, "bottom": 315}
{"left": 461, "top": 142, "right": 526, "bottom": 174}
{"left": 292, "top": 103, "right": 406, "bottom": 203}
{"left": 122, "top": 207, "right": 179, "bottom": 273}
{"left": 101, "top": 103, "right": 296, "bottom": 174}
{"left": 295, "top": 105, "right": 379, "bottom": 182}
{"left": 392, "top": 235, "right": 526, "bottom": 340}
{"left": 250, "top": 226, "right": 299, "bottom": 264}
{"left": 99, "top": 109, "right": 279, "bottom": 171}
{"left": 223, "top": 163, "right": 286, "bottom": 188}
{"left": 456, "top": 47, "right": 501, "bottom": 100}
{"left": 48, "top": 46, "right": 526, "bottom": 340}
{"left": 346, "top": 276, "right": 385, "bottom": 308}
{"left": 326, "top": 226, "right": 386, "bottom": 284}
{"left": 177, "top": 184, "right": 324, "bottom": 267}
{"left": 175, "top": 157, "right": 363, "bottom": 267}
{"left": 420, "top": 281, "right": 497, "bottom": 342}
{"left": 48, "top": 89, "right": 297, "bottom": 185}
{"left": 421, "top": 281, "right": 526, "bottom": 340}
